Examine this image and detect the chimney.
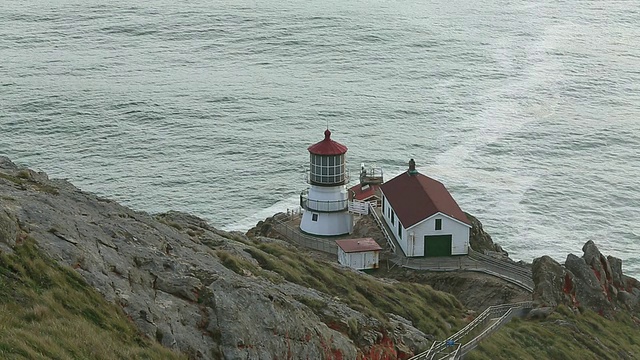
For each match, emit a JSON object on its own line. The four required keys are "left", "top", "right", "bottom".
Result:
{"left": 408, "top": 159, "right": 418, "bottom": 175}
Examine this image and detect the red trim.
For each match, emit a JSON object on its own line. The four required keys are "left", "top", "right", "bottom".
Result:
{"left": 380, "top": 172, "right": 470, "bottom": 228}
{"left": 307, "top": 129, "right": 348, "bottom": 155}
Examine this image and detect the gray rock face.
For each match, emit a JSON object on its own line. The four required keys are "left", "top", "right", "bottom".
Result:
{"left": 0, "top": 207, "right": 18, "bottom": 251}
{"left": 531, "top": 240, "right": 640, "bottom": 317}
{"left": 608, "top": 255, "right": 624, "bottom": 288}
{"left": 0, "top": 156, "right": 430, "bottom": 359}
{"left": 564, "top": 253, "right": 609, "bottom": 314}
{"left": 527, "top": 306, "right": 555, "bottom": 319}
{"left": 465, "top": 213, "right": 509, "bottom": 256}
{"left": 531, "top": 256, "right": 569, "bottom": 308}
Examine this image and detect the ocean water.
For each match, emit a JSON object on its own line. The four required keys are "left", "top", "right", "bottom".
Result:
{"left": 1, "top": 0, "right": 639, "bottom": 276}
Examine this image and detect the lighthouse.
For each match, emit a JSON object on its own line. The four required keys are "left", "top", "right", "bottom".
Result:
{"left": 300, "top": 129, "right": 353, "bottom": 236}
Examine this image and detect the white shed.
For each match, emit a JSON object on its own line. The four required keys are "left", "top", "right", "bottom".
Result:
{"left": 380, "top": 159, "right": 471, "bottom": 257}
{"left": 335, "top": 238, "right": 382, "bottom": 270}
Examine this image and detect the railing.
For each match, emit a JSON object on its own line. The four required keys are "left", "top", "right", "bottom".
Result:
{"left": 457, "top": 304, "right": 531, "bottom": 358}
{"left": 348, "top": 200, "right": 370, "bottom": 215}
{"left": 271, "top": 217, "right": 338, "bottom": 255}
{"left": 467, "top": 249, "right": 534, "bottom": 292}
{"left": 300, "top": 189, "right": 348, "bottom": 212}
{"left": 369, "top": 203, "right": 396, "bottom": 254}
{"left": 359, "top": 166, "right": 384, "bottom": 185}
{"left": 409, "top": 302, "right": 533, "bottom": 360}
{"left": 396, "top": 255, "right": 534, "bottom": 293}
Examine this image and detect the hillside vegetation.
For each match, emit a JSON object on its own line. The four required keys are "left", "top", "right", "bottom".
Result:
{"left": 2, "top": 156, "right": 640, "bottom": 359}
{"left": 217, "top": 237, "right": 464, "bottom": 340}
{"left": 0, "top": 238, "right": 185, "bottom": 360}
{"left": 467, "top": 305, "right": 640, "bottom": 359}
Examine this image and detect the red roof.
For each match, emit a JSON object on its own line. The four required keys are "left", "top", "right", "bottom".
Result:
{"left": 307, "top": 129, "right": 348, "bottom": 155}
{"left": 380, "top": 172, "right": 471, "bottom": 228}
{"left": 335, "top": 238, "right": 382, "bottom": 253}
{"left": 348, "top": 183, "right": 380, "bottom": 201}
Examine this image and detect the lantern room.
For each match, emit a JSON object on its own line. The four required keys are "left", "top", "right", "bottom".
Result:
{"left": 307, "top": 129, "right": 348, "bottom": 186}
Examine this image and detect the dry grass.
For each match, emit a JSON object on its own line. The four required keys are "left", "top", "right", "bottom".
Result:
{"left": 0, "top": 239, "right": 185, "bottom": 360}
{"left": 0, "top": 171, "right": 58, "bottom": 195}
{"left": 466, "top": 305, "right": 640, "bottom": 360}
{"left": 242, "top": 241, "right": 465, "bottom": 339}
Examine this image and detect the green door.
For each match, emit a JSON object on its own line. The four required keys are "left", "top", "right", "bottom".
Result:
{"left": 424, "top": 235, "right": 452, "bottom": 257}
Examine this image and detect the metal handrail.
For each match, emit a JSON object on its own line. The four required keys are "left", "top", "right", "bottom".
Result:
{"left": 409, "top": 302, "right": 533, "bottom": 360}
{"left": 300, "top": 189, "right": 348, "bottom": 212}
{"left": 369, "top": 202, "right": 396, "bottom": 253}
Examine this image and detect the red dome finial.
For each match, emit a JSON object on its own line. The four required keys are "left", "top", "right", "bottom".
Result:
{"left": 308, "top": 128, "right": 347, "bottom": 155}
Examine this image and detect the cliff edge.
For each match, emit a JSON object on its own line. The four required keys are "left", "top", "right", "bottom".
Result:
{"left": 0, "top": 157, "right": 462, "bottom": 359}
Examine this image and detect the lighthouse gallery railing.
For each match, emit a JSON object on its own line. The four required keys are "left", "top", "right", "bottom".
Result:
{"left": 300, "top": 189, "right": 349, "bottom": 212}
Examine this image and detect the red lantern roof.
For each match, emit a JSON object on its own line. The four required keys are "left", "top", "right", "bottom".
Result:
{"left": 307, "top": 129, "right": 348, "bottom": 155}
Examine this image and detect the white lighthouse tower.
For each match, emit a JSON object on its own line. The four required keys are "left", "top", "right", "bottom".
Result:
{"left": 300, "top": 129, "right": 353, "bottom": 236}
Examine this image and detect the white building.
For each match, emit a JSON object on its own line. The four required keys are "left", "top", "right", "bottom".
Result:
{"left": 335, "top": 238, "right": 382, "bottom": 270}
{"left": 380, "top": 159, "right": 471, "bottom": 257}
{"left": 299, "top": 129, "right": 353, "bottom": 236}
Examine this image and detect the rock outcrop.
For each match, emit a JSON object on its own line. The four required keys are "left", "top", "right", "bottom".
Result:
{"left": 532, "top": 240, "right": 640, "bottom": 318}
{"left": 245, "top": 212, "right": 289, "bottom": 240}
{"left": 465, "top": 213, "right": 508, "bottom": 256}
{"left": 0, "top": 157, "right": 431, "bottom": 359}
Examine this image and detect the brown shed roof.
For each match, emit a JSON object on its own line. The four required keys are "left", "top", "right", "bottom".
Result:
{"left": 348, "top": 183, "right": 380, "bottom": 201}
{"left": 335, "top": 238, "right": 382, "bottom": 253}
{"left": 380, "top": 171, "right": 471, "bottom": 228}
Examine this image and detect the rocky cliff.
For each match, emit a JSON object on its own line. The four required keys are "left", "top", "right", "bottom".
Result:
{"left": 532, "top": 240, "right": 640, "bottom": 318}
{"left": 465, "top": 213, "right": 508, "bottom": 256}
{"left": 0, "top": 157, "right": 461, "bottom": 359}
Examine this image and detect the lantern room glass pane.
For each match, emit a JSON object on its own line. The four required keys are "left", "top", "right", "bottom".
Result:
{"left": 308, "top": 153, "right": 347, "bottom": 185}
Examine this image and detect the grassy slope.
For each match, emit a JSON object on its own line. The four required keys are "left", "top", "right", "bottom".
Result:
{"left": 217, "top": 238, "right": 465, "bottom": 342}
{"left": 466, "top": 305, "right": 640, "bottom": 360}
{"left": 6, "top": 219, "right": 638, "bottom": 360}
{"left": 0, "top": 239, "right": 185, "bottom": 360}
{"left": 227, "top": 240, "right": 640, "bottom": 359}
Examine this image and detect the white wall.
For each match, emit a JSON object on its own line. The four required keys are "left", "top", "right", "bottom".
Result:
{"left": 408, "top": 214, "right": 470, "bottom": 256}
{"left": 382, "top": 193, "right": 469, "bottom": 257}
{"left": 363, "top": 251, "right": 379, "bottom": 269}
{"left": 301, "top": 210, "right": 353, "bottom": 236}
{"left": 338, "top": 249, "right": 380, "bottom": 270}
{"left": 300, "top": 184, "right": 352, "bottom": 236}
{"left": 382, "top": 194, "right": 410, "bottom": 255}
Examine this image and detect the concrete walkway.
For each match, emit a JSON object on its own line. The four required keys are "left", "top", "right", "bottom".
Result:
{"left": 373, "top": 208, "right": 534, "bottom": 292}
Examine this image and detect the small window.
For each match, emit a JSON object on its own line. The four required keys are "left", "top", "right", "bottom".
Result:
{"left": 398, "top": 222, "right": 402, "bottom": 237}
{"left": 435, "top": 218, "right": 442, "bottom": 230}
{"left": 312, "top": 213, "right": 318, "bottom": 222}
{"left": 391, "top": 211, "right": 395, "bottom": 225}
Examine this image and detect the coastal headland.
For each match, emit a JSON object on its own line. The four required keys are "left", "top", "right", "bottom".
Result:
{"left": 1, "top": 156, "right": 639, "bottom": 359}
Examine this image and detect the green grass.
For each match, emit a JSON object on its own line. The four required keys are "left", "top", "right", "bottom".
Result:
{"left": 241, "top": 241, "right": 464, "bottom": 341}
{"left": 0, "top": 172, "right": 23, "bottom": 185}
{"left": 465, "top": 306, "right": 640, "bottom": 360}
{"left": 0, "top": 239, "right": 185, "bottom": 360}
{"left": 0, "top": 171, "right": 59, "bottom": 195}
